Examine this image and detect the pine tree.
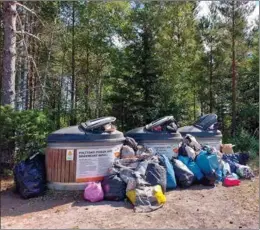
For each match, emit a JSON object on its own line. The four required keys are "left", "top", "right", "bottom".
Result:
{"left": 217, "top": 0, "right": 255, "bottom": 136}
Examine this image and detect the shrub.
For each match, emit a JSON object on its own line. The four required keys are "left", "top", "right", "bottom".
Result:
{"left": 0, "top": 106, "right": 54, "bottom": 165}
{"left": 224, "top": 128, "right": 259, "bottom": 159}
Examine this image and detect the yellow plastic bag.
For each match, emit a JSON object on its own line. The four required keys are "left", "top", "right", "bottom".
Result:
{"left": 126, "top": 189, "right": 136, "bottom": 204}
{"left": 126, "top": 185, "right": 166, "bottom": 205}
{"left": 153, "top": 185, "right": 166, "bottom": 204}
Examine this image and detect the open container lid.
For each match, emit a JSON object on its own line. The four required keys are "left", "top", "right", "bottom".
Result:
{"left": 178, "top": 114, "right": 222, "bottom": 138}
{"left": 125, "top": 116, "right": 183, "bottom": 141}
{"left": 47, "top": 117, "right": 125, "bottom": 143}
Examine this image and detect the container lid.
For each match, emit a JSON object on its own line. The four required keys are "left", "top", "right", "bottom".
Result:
{"left": 47, "top": 117, "right": 125, "bottom": 143}
{"left": 125, "top": 116, "right": 183, "bottom": 141}
{"left": 178, "top": 114, "right": 222, "bottom": 137}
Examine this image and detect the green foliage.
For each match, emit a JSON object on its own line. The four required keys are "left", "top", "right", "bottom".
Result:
{"left": 224, "top": 129, "right": 259, "bottom": 159}
{"left": 1, "top": 1, "right": 258, "bottom": 158}
{"left": 0, "top": 106, "right": 54, "bottom": 162}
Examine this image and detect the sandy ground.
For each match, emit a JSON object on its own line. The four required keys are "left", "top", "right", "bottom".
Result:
{"left": 1, "top": 177, "right": 259, "bottom": 229}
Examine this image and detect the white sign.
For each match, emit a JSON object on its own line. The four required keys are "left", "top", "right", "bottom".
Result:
{"left": 66, "top": 149, "right": 74, "bottom": 161}
{"left": 143, "top": 143, "right": 179, "bottom": 159}
{"left": 76, "top": 145, "right": 122, "bottom": 182}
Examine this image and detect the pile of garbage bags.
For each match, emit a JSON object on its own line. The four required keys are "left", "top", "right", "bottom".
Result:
{"left": 13, "top": 134, "right": 255, "bottom": 214}
{"left": 82, "top": 135, "right": 255, "bottom": 213}
{"left": 83, "top": 156, "right": 167, "bottom": 213}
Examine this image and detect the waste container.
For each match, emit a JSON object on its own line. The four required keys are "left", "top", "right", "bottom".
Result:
{"left": 178, "top": 114, "right": 222, "bottom": 150}
{"left": 125, "top": 116, "right": 183, "bottom": 159}
{"left": 46, "top": 117, "right": 125, "bottom": 190}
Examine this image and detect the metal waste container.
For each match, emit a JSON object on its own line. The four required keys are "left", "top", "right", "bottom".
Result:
{"left": 46, "top": 117, "right": 125, "bottom": 190}
{"left": 178, "top": 114, "right": 222, "bottom": 150}
{"left": 125, "top": 116, "right": 183, "bottom": 159}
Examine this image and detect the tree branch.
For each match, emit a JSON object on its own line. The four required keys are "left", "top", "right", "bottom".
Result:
{"left": 16, "top": 2, "right": 45, "bottom": 27}
{"left": 17, "top": 14, "right": 49, "bottom": 101}
{"left": 16, "top": 31, "right": 41, "bottom": 41}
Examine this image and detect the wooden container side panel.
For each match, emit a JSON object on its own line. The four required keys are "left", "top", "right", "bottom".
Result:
{"left": 46, "top": 149, "right": 54, "bottom": 182}
{"left": 64, "top": 151, "right": 69, "bottom": 182}
{"left": 52, "top": 149, "right": 57, "bottom": 182}
{"left": 71, "top": 150, "right": 77, "bottom": 182}
{"left": 46, "top": 148, "right": 76, "bottom": 183}
{"left": 45, "top": 149, "right": 49, "bottom": 181}
{"left": 68, "top": 150, "right": 75, "bottom": 182}
{"left": 57, "top": 150, "right": 61, "bottom": 182}
{"left": 57, "top": 149, "right": 62, "bottom": 181}
{"left": 60, "top": 149, "right": 65, "bottom": 183}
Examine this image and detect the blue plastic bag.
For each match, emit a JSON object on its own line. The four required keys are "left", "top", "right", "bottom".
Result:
{"left": 196, "top": 150, "right": 219, "bottom": 175}
{"left": 216, "top": 168, "right": 223, "bottom": 182}
{"left": 178, "top": 155, "right": 190, "bottom": 166}
{"left": 178, "top": 155, "right": 204, "bottom": 181}
{"left": 159, "top": 155, "right": 177, "bottom": 189}
{"left": 187, "top": 161, "right": 204, "bottom": 181}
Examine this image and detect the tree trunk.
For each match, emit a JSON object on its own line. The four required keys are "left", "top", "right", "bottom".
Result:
{"left": 231, "top": 1, "right": 236, "bottom": 137}
{"left": 24, "top": 7, "right": 29, "bottom": 110}
{"left": 95, "top": 74, "right": 102, "bottom": 118}
{"left": 57, "top": 52, "right": 66, "bottom": 130}
{"left": 84, "top": 5, "right": 90, "bottom": 120}
{"left": 2, "top": 1, "right": 17, "bottom": 107}
{"left": 84, "top": 46, "right": 89, "bottom": 120}
{"left": 98, "top": 76, "right": 103, "bottom": 117}
{"left": 193, "top": 88, "right": 196, "bottom": 120}
{"left": 209, "top": 45, "right": 213, "bottom": 113}
{"left": 70, "top": 1, "right": 76, "bottom": 125}
{"left": 28, "top": 12, "right": 33, "bottom": 110}
{"left": 0, "top": 3, "right": 4, "bottom": 104}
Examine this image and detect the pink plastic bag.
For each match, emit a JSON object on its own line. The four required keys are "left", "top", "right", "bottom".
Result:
{"left": 84, "top": 182, "right": 104, "bottom": 202}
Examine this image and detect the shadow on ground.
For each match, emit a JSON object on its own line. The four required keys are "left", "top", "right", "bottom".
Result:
{"left": 1, "top": 178, "right": 218, "bottom": 218}
{"left": 71, "top": 199, "right": 133, "bottom": 209}
{"left": 1, "top": 183, "right": 133, "bottom": 217}
{"left": 1, "top": 187, "right": 81, "bottom": 217}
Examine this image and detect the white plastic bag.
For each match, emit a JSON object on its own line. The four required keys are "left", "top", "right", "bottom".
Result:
{"left": 222, "top": 161, "right": 231, "bottom": 177}
{"left": 121, "top": 145, "right": 135, "bottom": 159}
{"left": 185, "top": 145, "right": 196, "bottom": 160}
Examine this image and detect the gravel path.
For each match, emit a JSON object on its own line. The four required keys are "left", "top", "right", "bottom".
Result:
{"left": 1, "top": 177, "right": 259, "bottom": 229}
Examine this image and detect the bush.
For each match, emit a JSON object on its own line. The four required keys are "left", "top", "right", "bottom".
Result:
{"left": 0, "top": 106, "right": 54, "bottom": 165}
{"left": 224, "top": 129, "right": 259, "bottom": 159}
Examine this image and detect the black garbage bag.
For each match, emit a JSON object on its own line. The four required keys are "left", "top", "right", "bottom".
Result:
{"left": 223, "top": 153, "right": 250, "bottom": 166}
{"left": 13, "top": 152, "right": 46, "bottom": 199}
{"left": 199, "top": 171, "right": 218, "bottom": 186}
{"left": 172, "top": 159, "right": 195, "bottom": 188}
{"left": 145, "top": 162, "right": 167, "bottom": 193}
{"left": 237, "top": 152, "right": 250, "bottom": 165}
{"left": 102, "top": 173, "right": 127, "bottom": 201}
{"left": 178, "top": 143, "right": 188, "bottom": 157}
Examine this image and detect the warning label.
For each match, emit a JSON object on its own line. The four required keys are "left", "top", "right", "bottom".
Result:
{"left": 76, "top": 145, "right": 121, "bottom": 182}
{"left": 66, "top": 149, "right": 74, "bottom": 161}
{"left": 144, "top": 143, "right": 179, "bottom": 159}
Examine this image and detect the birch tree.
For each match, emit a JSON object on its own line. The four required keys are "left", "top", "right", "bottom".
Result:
{"left": 2, "top": 1, "right": 17, "bottom": 107}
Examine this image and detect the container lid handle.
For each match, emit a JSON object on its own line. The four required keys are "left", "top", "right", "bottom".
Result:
{"left": 145, "top": 116, "right": 175, "bottom": 131}
{"left": 80, "top": 116, "right": 116, "bottom": 131}
{"left": 193, "top": 114, "right": 218, "bottom": 130}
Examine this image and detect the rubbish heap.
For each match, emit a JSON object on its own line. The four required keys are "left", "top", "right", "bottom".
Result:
{"left": 82, "top": 135, "right": 255, "bottom": 213}
{"left": 13, "top": 119, "right": 255, "bottom": 213}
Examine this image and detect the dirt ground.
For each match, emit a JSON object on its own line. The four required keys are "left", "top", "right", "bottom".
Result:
{"left": 1, "top": 177, "right": 259, "bottom": 229}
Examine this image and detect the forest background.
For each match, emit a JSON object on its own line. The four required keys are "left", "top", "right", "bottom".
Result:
{"left": 0, "top": 1, "right": 259, "bottom": 172}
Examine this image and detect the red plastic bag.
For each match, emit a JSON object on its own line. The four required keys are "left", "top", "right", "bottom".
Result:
{"left": 223, "top": 176, "right": 240, "bottom": 187}
{"left": 152, "top": 126, "right": 162, "bottom": 131}
{"left": 84, "top": 182, "right": 104, "bottom": 202}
